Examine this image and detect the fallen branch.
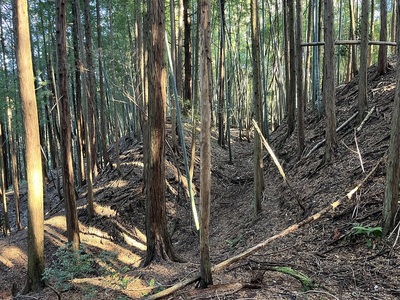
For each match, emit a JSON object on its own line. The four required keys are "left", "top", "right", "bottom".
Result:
{"left": 252, "top": 120, "right": 305, "bottom": 211}
{"left": 305, "top": 111, "right": 359, "bottom": 158}
{"left": 357, "top": 106, "right": 376, "bottom": 132}
{"left": 145, "top": 155, "right": 384, "bottom": 299}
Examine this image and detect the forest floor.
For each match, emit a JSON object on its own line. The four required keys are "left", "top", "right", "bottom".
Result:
{"left": 2, "top": 59, "right": 400, "bottom": 300}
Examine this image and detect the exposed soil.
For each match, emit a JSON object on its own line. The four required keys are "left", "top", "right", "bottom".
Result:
{"left": 1, "top": 59, "right": 400, "bottom": 300}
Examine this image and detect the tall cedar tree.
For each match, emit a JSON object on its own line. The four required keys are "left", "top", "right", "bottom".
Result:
{"left": 358, "top": 0, "right": 369, "bottom": 122}
{"left": 251, "top": 0, "right": 263, "bottom": 215}
{"left": 376, "top": 0, "right": 388, "bottom": 76}
{"left": 323, "top": 0, "right": 336, "bottom": 162}
{"left": 382, "top": 1, "right": 400, "bottom": 236}
{"left": 296, "top": 0, "right": 305, "bottom": 157}
{"left": 57, "top": 0, "right": 80, "bottom": 251}
{"left": 287, "top": 0, "right": 296, "bottom": 136}
{"left": 199, "top": 0, "right": 213, "bottom": 287}
{"left": 144, "top": 0, "right": 180, "bottom": 265}
{"left": 14, "top": 0, "right": 45, "bottom": 292}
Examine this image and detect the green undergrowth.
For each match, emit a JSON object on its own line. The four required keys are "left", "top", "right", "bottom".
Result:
{"left": 42, "top": 243, "right": 133, "bottom": 294}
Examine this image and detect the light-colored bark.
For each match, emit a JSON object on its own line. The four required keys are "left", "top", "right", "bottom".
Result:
{"left": 15, "top": 0, "right": 45, "bottom": 292}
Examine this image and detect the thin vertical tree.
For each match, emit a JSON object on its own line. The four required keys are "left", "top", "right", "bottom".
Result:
{"left": 199, "top": 0, "right": 213, "bottom": 287}
{"left": 15, "top": 0, "right": 44, "bottom": 292}
{"left": 376, "top": 0, "right": 388, "bottom": 76}
{"left": 83, "top": 0, "right": 95, "bottom": 219}
{"left": 1, "top": 3, "right": 20, "bottom": 231}
{"left": 251, "top": 0, "right": 263, "bottom": 215}
{"left": 382, "top": 0, "right": 400, "bottom": 236}
{"left": 144, "top": 0, "right": 180, "bottom": 266}
{"left": 96, "top": 0, "right": 110, "bottom": 168}
{"left": 287, "top": 0, "right": 296, "bottom": 136}
{"left": 84, "top": 0, "right": 98, "bottom": 178}
{"left": 217, "top": 0, "right": 226, "bottom": 147}
{"left": 0, "top": 122, "right": 10, "bottom": 235}
{"left": 323, "top": 0, "right": 336, "bottom": 162}
{"left": 296, "top": 0, "right": 304, "bottom": 157}
{"left": 56, "top": 0, "right": 80, "bottom": 251}
{"left": 71, "top": 0, "right": 85, "bottom": 187}
{"left": 358, "top": 0, "right": 369, "bottom": 122}
{"left": 183, "top": 0, "right": 192, "bottom": 104}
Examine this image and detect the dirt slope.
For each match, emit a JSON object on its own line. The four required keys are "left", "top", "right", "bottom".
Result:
{"left": 1, "top": 58, "right": 400, "bottom": 299}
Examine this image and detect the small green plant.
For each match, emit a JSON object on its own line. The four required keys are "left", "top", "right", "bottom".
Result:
{"left": 42, "top": 243, "right": 95, "bottom": 291}
{"left": 225, "top": 235, "right": 243, "bottom": 247}
{"left": 352, "top": 224, "right": 382, "bottom": 237}
{"left": 351, "top": 224, "right": 382, "bottom": 248}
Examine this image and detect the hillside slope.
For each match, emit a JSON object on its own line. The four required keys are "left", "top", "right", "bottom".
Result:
{"left": 1, "top": 59, "right": 400, "bottom": 299}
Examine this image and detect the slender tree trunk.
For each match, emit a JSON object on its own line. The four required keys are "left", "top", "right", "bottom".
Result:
{"left": 358, "top": 0, "right": 369, "bottom": 122}
{"left": 323, "top": 0, "right": 337, "bottom": 162}
{"left": 217, "top": 0, "right": 225, "bottom": 147}
{"left": 382, "top": 1, "right": 400, "bottom": 236}
{"left": 251, "top": 0, "right": 263, "bottom": 216}
{"left": 84, "top": 0, "right": 98, "bottom": 177}
{"left": 198, "top": 0, "right": 213, "bottom": 287}
{"left": 71, "top": 0, "right": 85, "bottom": 187}
{"left": 170, "top": 0, "right": 178, "bottom": 152}
{"left": 376, "top": 0, "right": 388, "bottom": 76}
{"left": 368, "top": 0, "right": 374, "bottom": 66}
{"left": 349, "top": 0, "right": 358, "bottom": 78}
{"left": 0, "top": 123, "right": 10, "bottom": 235}
{"left": 97, "top": 0, "right": 110, "bottom": 168}
{"left": 56, "top": 0, "right": 80, "bottom": 251}
{"left": 183, "top": 0, "right": 192, "bottom": 105}
{"left": 83, "top": 0, "right": 95, "bottom": 219}
{"left": 296, "top": 0, "right": 304, "bottom": 157}
{"left": 287, "top": 0, "right": 296, "bottom": 136}
{"left": 15, "top": 0, "right": 45, "bottom": 292}
{"left": 108, "top": 0, "right": 121, "bottom": 175}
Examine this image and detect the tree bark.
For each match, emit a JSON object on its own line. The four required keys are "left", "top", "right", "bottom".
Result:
{"left": 382, "top": 1, "right": 400, "bottom": 236}
{"left": 144, "top": 0, "right": 180, "bottom": 266}
{"left": 296, "top": 0, "right": 304, "bottom": 157}
{"left": 56, "top": 0, "right": 80, "bottom": 251}
{"left": 251, "top": 0, "right": 264, "bottom": 216}
{"left": 323, "top": 0, "right": 337, "bottom": 162}
{"left": 15, "top": 0, "right": 45, "bottom": 292}
{"left": 376, "top": 0, "right": 388, "bottom": 76}
{"left": 199, "top": 0, "right": 213, "bottom": 287}
{"left": 96, "top": 0, "right": 110, "bottom": 169}
{"left": 358, "top": 0, "right": 369, "bottom": 122}
{"left": 217, "top": 0, "right": 225, "bottom": 147}
{"left": 287, "top": 0, "right": 296, "bottom": 136}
